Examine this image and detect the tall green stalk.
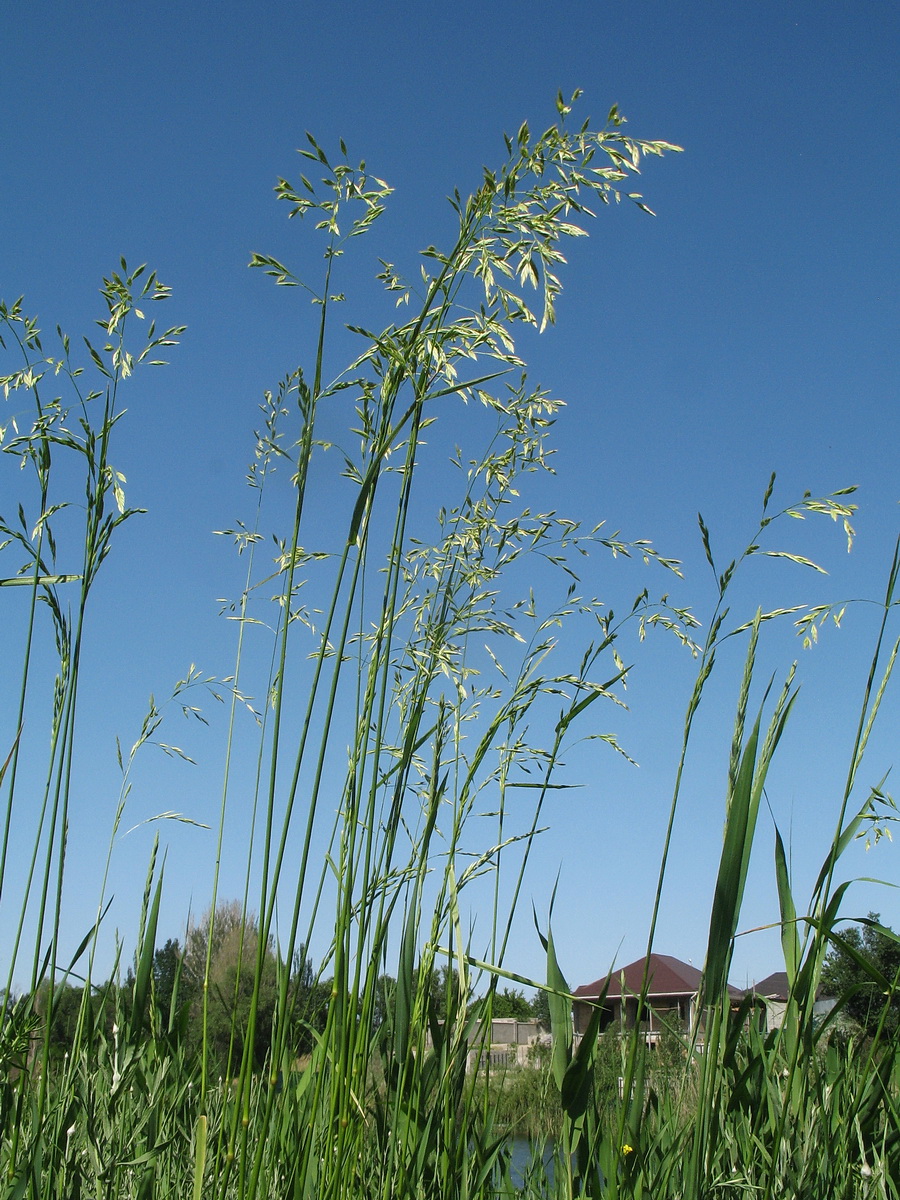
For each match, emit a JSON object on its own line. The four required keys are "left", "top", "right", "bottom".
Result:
{"left": 0, "top": 265, "right": 183, "bottom": 1195}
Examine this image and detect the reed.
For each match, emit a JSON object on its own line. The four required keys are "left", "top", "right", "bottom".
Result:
{"left": 1, "top": 93, "right": 897, "bottom": 1199}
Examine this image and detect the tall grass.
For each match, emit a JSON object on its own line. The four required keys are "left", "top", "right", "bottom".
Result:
{"left": 1, "top": 93, "right": 898, "bottom": 1199}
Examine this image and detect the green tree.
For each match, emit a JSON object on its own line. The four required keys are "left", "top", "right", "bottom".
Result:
{"left": 153, "top": 937, "right": 193, "bottom": 1040}
{"left": 46, "top": 983, "right": 84, "bottom": 1055}
{"left": 153, "top": 938, "right": 181, "bottom": 1012}
{"left": 409, "top": 964, "right": 460, "bottom": 1023}
{"left": 529, "top": 988, "right": 551, "bottom": 1029}
{"left": 491, "top": 987, "right": 533, "bottom": 1020}
{"left": 183, "top": 901, "right": 279, "bottom": 1073}
{"left": 821, "top": 912, "right": 900, "bottom": 1037}
{"left": 288, "top": 946, "right": 330, "bottom": 1054}
{"left": 32, "top": 979, "right": 117, "bottom": 1057}
{"left": 371, "top": 974, "right": 395, "bottom": 1029}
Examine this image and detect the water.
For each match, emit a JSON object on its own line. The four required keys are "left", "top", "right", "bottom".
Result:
{"left": 508, "top": 1136, "right": 556, "bottom": 1190}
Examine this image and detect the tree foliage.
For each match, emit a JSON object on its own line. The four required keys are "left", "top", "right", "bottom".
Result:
{"left": 821, "top": 912, "right": 900, "bottom": 1037}
{"left": 490, "top": 986, "right": 533, "bottom": 1020}
{"left": 529, "top": 987, "right": 551, "bottom": 1028}
{"left": 180, "top": 901, "right": 329, "bottom": 1071}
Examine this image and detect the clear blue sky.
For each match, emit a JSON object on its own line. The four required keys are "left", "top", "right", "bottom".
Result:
{"left": 2, "top": 1, "right": 899, "bottom": 994}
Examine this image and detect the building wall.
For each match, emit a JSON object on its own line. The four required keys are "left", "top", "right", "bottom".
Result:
{"left": 574, "top": 994, "right": 697, "bottom": 1038}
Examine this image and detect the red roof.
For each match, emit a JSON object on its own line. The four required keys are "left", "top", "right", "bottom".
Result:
{"left": 749, "top": 971, "right": 829, "bottom": 1003}
{"left": 749, "top": 971, "right": 789, "bottom": 1001}
{"left": 575, "top": 953, "right": 742, "bottom": 1001}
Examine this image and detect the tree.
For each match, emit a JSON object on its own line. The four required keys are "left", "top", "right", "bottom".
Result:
{"left": 44, "top": 983, "right": 84, "bottom": 1055}
{"left": 491, "top": 987, "right": 533, "bottom": 1020}
{"left": 529, "top": 988, "right": 551, "bottom": 1029}
{"left": 821, "top": 912, "right": 900, "bottom": 1038}
{"left": 178, "top": 903, "right": 330, "bottom": 1068}
{"left": 183, "top": 901, "right": 278, "bottom": 1073}
{"left": 407, "top": 964, "right": 461, "bottom": 1024}
{"left": 153, "top": 937, "right": 181, "bottom": 1011}
{"left": 152, "top": 937, "right": 193, "bottom": 1040}
{"left": 182, "top": 899, "right": 248, "bottom": 992}
{"left": 30, "top": 978, "right": 119, "bottom": 1057}
{"left": 371, "top": 974, "right": 396, "bottom": 1030}
{"left": 287, "top": 946, "right": 330, "bottom": 1054}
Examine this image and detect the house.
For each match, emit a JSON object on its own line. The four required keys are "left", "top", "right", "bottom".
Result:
{"left": 748, "top": 970, "right": 790, "bottom": 1032}
{"left": 573, "top": 953, "right": 743, "bottom": 1045}
{"left": 748, "top": 970, "right": 835, "bottom": 1031}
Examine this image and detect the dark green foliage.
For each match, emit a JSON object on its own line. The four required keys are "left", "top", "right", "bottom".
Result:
{"left": 408, "top": 964, "right": 460, "bottom": 1025}
{"left": 288, "top": 969, "right": 330, "bottom": 1055}
{"left": 371, "top": 974, "right": 396, "bottom": 1029}
{"left": 153, "top": 938, "right": 185, "bottom": 1018}
{"left": 821, "top": 912, "right": 900, "bottom": 1037}
{"left": 178, "top": 903, "right": 330, "bottom": 1072}
{"left": 44, "top": 983, "right": 85, "bottom": 1055}
{"left": 490, "top": 987, "right": 533, "bottom": 1020}
{"left": 529, "top": 987, "right": 551, "bottom": 1028}
{"left": 33, "top": 980, "right": 117, "bottom": 1059}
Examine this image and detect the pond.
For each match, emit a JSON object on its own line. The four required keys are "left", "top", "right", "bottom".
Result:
{"left": 508, "top": 1136, "right": 557, "bottom": 1190}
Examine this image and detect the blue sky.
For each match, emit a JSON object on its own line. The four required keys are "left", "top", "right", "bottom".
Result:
{"left": 2, "top": 1, "right": 899, "bottom": 995}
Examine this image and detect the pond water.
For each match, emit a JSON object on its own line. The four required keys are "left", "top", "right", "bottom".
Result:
{"left": 508, "top": 1136, "right": 556, "bottom": 1189}
{"left": 507, "top": 1139, "right": 605, "bottom": 1192}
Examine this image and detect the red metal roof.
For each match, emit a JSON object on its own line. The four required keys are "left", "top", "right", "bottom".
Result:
{"left": 574, "top": 953, "right": 741, "bottom": 1000}
{"left": 749, "top": 971, "right": 789, "bottom": 1001}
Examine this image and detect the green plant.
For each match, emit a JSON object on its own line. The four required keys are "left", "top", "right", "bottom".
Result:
{"left": 3, "top": 91, "right": 898, "bottom": 1200}
{"left": 1, "top": 93, "right": 690, "bottom": 1199}
{"left": 193, "top": 92, "right": 689, "bottom": 1200}
{"left": 820, "top": 912, "right": 900, "bottom": 1038}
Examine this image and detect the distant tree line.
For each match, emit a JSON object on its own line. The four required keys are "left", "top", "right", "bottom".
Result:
{"left": 13, "top": 902, "right": 552, "bottom": 1075}
{"left": 487, "top": 985, "right": 549, "bottom": 1025}
{"left": 23, "top": 902, "right": 331, "bottom": 1075}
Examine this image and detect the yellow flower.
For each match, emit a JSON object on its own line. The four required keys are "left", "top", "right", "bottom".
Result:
{"left": 622, "top": 1144, "right": 634, "bottom": 1156}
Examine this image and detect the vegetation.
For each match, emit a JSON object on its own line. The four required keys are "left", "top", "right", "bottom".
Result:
{"left": 821, "top": 913, "right": 900, "bottom": 1038}
{"left": 490, "top": 988, "right": 538, "bottom": 1021}
{"left": 1, "top": 92, "right": 899, "bottom": 1198}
